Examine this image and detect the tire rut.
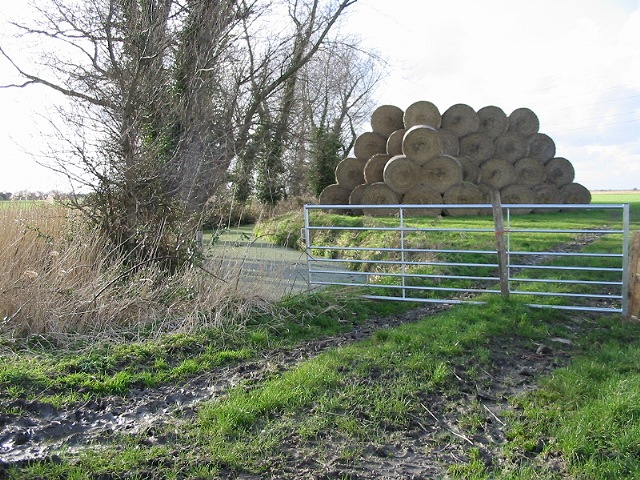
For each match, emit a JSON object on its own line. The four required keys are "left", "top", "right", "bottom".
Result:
{"left": 0, "top": 232, "right": 606, "bottom": 469}
{"left": 0, "top": 304, "right": 449, "bottom": 467}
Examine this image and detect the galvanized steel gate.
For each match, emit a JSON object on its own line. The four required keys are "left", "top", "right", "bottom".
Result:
{"left": 303, "top": 203, "right": 630, "bottom": 315}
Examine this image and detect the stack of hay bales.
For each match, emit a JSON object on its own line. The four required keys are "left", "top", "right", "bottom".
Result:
{"left": 319, "top": 101, "right": 591, "bottom": 216}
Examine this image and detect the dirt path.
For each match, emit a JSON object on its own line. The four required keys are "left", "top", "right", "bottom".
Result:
{"left": 205, "top": 226, "right": 310, "bottom": 299}
{"left": 0, "top": 304, "right": 446, "bottom": 466}
{"left": 205, "top": 226, "right": 363, "bottom": 300}
{"left": 0, "top": 231, "right": 604, "bottom": 475}
{"left": 1, "top": 301, "right": 582, "bottom": 478}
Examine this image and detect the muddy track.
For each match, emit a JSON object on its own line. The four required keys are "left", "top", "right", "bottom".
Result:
{"left": 0, "top": 233, "right": 607, "bottom": 474}
{"left": 0, "top": 302, "right": 585, "bottom": 479}
{"left": 0, "top": 304, "right": 450, "bottom": 467}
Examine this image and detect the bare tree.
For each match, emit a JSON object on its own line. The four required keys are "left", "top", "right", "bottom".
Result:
{"left": 1, "top": 0, "right": 358, "bottom": 269}
{"left": 286, "top": 39, "right": 381, "bottom": 197}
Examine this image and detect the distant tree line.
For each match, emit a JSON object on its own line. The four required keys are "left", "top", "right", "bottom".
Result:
{"left": 0, "top": 191, "right": 79, "bottom": 201}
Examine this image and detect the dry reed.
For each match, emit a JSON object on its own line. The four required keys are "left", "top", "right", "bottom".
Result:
{"left": 0, "top": 202, "right": 273, "bottom": 343}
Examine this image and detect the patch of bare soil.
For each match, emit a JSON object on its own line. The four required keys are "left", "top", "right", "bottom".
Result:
{"left": 1, "top": 301, "right": 585, "bottom": 479}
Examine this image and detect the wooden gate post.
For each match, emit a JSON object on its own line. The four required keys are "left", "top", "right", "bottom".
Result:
{"left": 491, "top": 190, "right": 510, "bottom": 299}
{"left": 628, "top": 230, "right": 640, "bottom": 320}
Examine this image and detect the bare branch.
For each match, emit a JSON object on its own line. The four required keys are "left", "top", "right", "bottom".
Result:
{"left": 0, "top": 46, "right": 112, "bottom": 107}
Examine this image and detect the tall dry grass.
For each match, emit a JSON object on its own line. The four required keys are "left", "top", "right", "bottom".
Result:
{"left": 0, "top": 202, "right": 270, "bottom": 342}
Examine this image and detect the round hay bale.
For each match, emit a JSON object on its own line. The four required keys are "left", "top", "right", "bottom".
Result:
{"left": 508, "top": 107, "right": 540, "bottom": 136}
{"left": 458, "top": 155, "right": 480, "bottom": 183}
{"left": 441, "top": 104, "right": 480, "bottom": 137}
{"left": 361, "top": 182, "right": 402, "bottom": 217}
{"left": 527, "top": 133, "right": 556, "bottom": 163}
{"left": 443, "top": 182, "right": 483, "bottom": 216}
{"left": 560, "top": 182, "right": 591, "bottom": 205}
{"left": 318, "top": 184, "right": 351, "bottom": 212}
{"left": 531, "top": 183, "right": 561, "bottom": 213}
{"left": 353, "top": 131, "right": 387, "bottom": 161}
{"left": 545, "top": 157, "right": 575, "bottom": 187}
{"left": 349, "top": 183, "right": 368, "bottom": 216}
{"left": 439, "top": 129, "right": 460, "bottom": 156}
{"left": 459, "top": 132, "right": 494, "bottom": 163}
{"left": 494, "top": 131, "right": 529, "bottom": 163}
{"left": 403, "top": 100, "right": 441, "bottom": 129}
{"left": 364, "top": 153, "right": 391, "bottom": 184}
{"left": 500, "top": 184, "right": 535, "bottom": 214}
{"left": 371, "top": 104, "right": 405, "bottom": 137}
{"left": 514, "top": 157, "right": 547, "bottom": 186}
{"left": 477, "top": 105, "right": 509, "bottom": 139}
{"left": 402, "top": 125, "right": 444, "bottom": 161}
{"left": 402, "top": 184, "right": 443, "bottom": 217}
{"left": 383, "top": 155, "right": 420, "bottom": 194}
{"left": 478, "top": 157, "right": 517, "bottom": 190}
{"left": 335, "top": 157, "right": 366, "bottom": 191}
{"left": 419, "top": 154, "right": 463, "bottom": 194}
{"left": 386, "top": 129, "right": 405, "bottom": 156}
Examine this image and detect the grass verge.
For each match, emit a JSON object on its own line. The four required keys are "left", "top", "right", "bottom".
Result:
{"left": 6, "top": 298, "right": 640, "bottom": 479}
{"left": 0, "top": 289, "right": 408, "bottom": 410}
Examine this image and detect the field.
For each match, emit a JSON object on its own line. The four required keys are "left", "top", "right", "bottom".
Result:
{"left": 591, "top": 191, "right": 640, "bottom": 203}
{"left": 1, "top": 195, "right": 640, "bottom": 478}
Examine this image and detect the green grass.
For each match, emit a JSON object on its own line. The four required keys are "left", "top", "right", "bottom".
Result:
{"left": 0, "top": 290, "right": 409, "bottom": 411}
{"left": 8, "top": 298, "right": 640, "bottom": 478}
{"left": 500, "top": 318, "right": 640, "bottom": 479}
{"left": 591, "top": 191, "right": 640, "bottom": 204}
{"left": 4, "top": 198, "right": 640, "bottom": 478}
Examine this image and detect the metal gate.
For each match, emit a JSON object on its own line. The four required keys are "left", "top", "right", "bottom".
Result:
{"left": 303, "top": 203, "right": 630, "bottom": 315}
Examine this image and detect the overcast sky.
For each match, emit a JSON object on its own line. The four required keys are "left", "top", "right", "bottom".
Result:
{"left": 1, "top": 0, "right": 639, "bottom": 192}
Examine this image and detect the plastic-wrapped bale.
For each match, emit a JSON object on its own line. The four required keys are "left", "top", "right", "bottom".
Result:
{"left": 361, "top": 182, "right": 402, "bottom": 217}
{"left": 335, "top": 157, "right": 366, "bottom": 191}
{"left": 402, "top": 184, "right": 443, "bottom": 217}
{"left": 443, "top": 182, "right": 484, "bottom": 216}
